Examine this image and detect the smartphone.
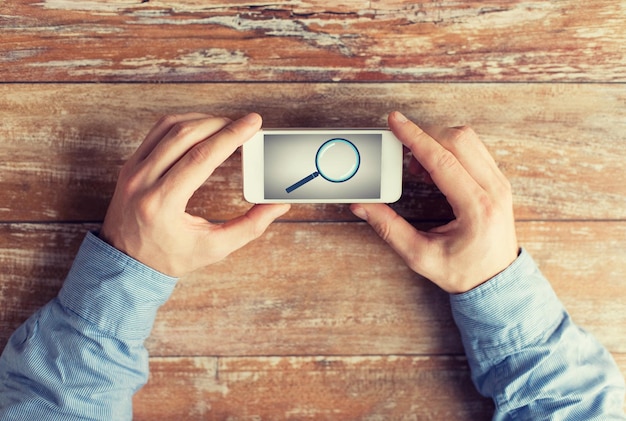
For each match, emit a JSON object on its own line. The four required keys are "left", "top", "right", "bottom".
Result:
{"left": 242, "top": 129, "right": 403, "bottom": 203}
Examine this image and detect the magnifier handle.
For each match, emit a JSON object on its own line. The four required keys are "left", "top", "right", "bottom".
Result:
{"left": 286, "top": 171, "right": 319, "bottom": 193}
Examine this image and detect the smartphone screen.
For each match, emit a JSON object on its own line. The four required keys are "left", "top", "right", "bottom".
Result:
{"left": 243, "top": 129, "right": 402, "bottom": 204}
{"left": 264, "top": 132, "right": 382, "bottom": 200}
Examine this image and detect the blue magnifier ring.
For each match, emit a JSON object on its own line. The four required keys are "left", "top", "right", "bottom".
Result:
{"left": 315, "top": 138, "right": 360, "bottom": 183}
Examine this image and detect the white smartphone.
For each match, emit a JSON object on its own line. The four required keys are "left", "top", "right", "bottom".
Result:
{"left": 242, "top": 129, "right": 403, "bottom": 203}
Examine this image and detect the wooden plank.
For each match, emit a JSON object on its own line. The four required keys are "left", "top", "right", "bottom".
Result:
{"left": 0, "top": 223, "right": 93, "bottom": 347}
{"left": 1, "top": 83, "right": 624, "bottom": 222}
{"left": 133, "top": 355, "right": 494, "bottom": 420}
{"left": 133, "top": 354, "right": 626, "bottom": 420}
{"left": 2, "top": 1, "right": 625, "bottom": 82}
{"left": 518, "top": 223, "right": 626, "bottom": 354}
{"left": 149, "top": 221, "right": 626, "bottom": 356}
{"left": 1, "top": 221, "right": 625, "bottom": 355}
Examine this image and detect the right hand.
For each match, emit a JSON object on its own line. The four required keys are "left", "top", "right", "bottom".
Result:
{"left": 351, "top": 112, "right": 519, "bottom": 294}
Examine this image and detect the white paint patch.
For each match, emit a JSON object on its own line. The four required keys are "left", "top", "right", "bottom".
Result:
{"left": 66, "top": 49, "right": 248, "bottom": 77}
{"left": 122, "top": 49, "right": 247, "bottom": 68}
{"left": 379, "top": 65, "right": 457, "bottom": 77}
{"left": 28, "top": 59, "right": 110, "bottom": 68}
{"left": 131, "top": 14, "right": 353, "bottom": 55}
{"left": 190, "top": 357, "right": 229, "bottom": 395}
{"left": 286, "top": 407, "right": 341, "bottom": 417}
{"left": 41, "top": 0, "right": 136, "bottom": 14}
{"left": 0, "top": 49, "right": 42, "bottom": 63}
{"left": 576, "top": 25, "right": 619, "bottom": 39}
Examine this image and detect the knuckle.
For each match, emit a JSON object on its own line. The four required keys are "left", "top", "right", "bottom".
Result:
{"left": 433, "top": 148, "right": 459, "bottom": 172}
{"left": 218, "top": 121, "right": 240, "bottom": 138}
{"left": 401, "top": 124, "right": 428, "bottom": 150}
{"left": 476, "top": 191, "right": 495, "bottom": 217}
{"left": 442, "top": 125, "right": 477, "bottom": 151}
{"left": 135, "top": 190, "right": 162, "bottom": 222}
{"left": 186, "top": 142, "right": 212, "bottom": 166}
{"left": 156, "top": 114, "right": 181, "bottom": 129}
{"left": 406, "top": 122, "right": 427, "bottom": 139}
{"left": 218, "top": 116, "right": 233, "bottom": 126}
{"left": 116, "top": 162, "right": 144, "bottom": 198}
{"left": 118, "top": 160, "right": 134, "bottom": 181}
{"left": 374, "top": 213, "right": 398, "bottom": 243}
{"left": 450, "top": 125, "right": 477, "bottom": 143}
{"left": 375, "top": 222, "right": 390, "bottom": 242}
{"left": 120, "top": 170, "right": 142, "bottom": 196}
{"left": 169, "top": 120, "right": 197, "bottom": 140}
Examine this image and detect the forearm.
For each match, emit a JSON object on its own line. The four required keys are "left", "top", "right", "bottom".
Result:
{"left": 0, "top": 300, "right": 148, "bottom": 419}
{"left": 450, "top": 249, "right": 625, "bottom": 419}
{"left": 0, "top": 232, "right": 177, "bottom": 420}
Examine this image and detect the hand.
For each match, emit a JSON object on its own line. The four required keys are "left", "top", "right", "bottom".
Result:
{"left": 351, "top": 112, "right": 518, "bottom": 293}
{"left": 100, "top": 113, "right": 290, "bottom": 277}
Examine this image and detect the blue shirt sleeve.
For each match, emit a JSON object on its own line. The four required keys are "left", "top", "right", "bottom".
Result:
{"left": 450, "top": 248, "right": 626, "bottom": 420}
{"left": 0, "top": 232, "right": 178, "bottom": 420}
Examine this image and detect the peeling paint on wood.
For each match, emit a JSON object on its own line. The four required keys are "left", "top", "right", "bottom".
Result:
{"left": 2, "top": 1, "right": 625, "bottom": 81}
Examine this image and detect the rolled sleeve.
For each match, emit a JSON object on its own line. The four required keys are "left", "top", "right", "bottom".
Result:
{"left": 450, "top": 249, "right": 565, "bottom": 371}
{"left": 450, "top": 248, "right": 626, "bottom": 418}
{"left": 58, "top": 232, "right": 178, "bottom": 341}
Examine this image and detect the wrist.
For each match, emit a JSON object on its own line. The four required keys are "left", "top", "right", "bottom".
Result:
{"left": 449, "top": 248, "right": 564, "bottom": 365}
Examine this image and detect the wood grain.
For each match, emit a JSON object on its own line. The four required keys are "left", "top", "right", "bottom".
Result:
{"left": 134, "top": 354, "right": 626, "bottom": 420}
{"left": 2, "top": 221, "right": 625, "bottom": 356}
{"left": 2, "top": 0, "right": 625, "bottom": 417}
{"left": 133, "top": 356, "right": 495, "bottom": 420}
{"left": 1, "top": 83, "right": 624, "bottom": 222}
{"left": 2, "top": 1, "right": 625, "bottom": 82}
{"left": 0, "top": 223, "right": 92, "bottom": 343}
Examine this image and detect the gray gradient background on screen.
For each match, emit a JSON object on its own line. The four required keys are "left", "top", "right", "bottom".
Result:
{"left": 264, "top": 133, "right": 381, "bottom": 199}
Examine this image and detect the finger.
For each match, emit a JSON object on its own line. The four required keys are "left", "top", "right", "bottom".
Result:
{"left": 206, "top": 203, "right": 291, "bottom": 261}
{"left": 350, "top": 203, "right": 429, "bottom": 273}
{"left": 138, "top": 116, "right": 232, "bottom": 185}
{"left": 388, "top": 112, "right": 483, "bottom": 215}
{"left": 128, "top": 113, "right": 214, "bottom": 166}
{"left": 161, "top": 113, "right": 263, "bottom": 207}
{"left": 420, "top": 125, "right": 508, "bottom": 194}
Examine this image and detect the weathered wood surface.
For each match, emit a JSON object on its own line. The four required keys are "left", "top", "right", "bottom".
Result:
{"left": 133, "top": 356, "right": 495, "bottom": 420}
{"left": 2, "top": 1, "right": 625, "bottom": 82}
{"left": 2, "top": 221, "right": 625, "bottom": 357}
{"left": 2, "top": 0, "right": 625, "bottom": 417}
{"left": 1, "top": 83, "right": 624, "bottom": 222}
{"left": 133, "top": 354, "right": 626, "bottom": 420}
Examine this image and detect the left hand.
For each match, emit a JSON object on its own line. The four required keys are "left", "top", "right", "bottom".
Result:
{"left": 100, "top": 112, "right": 290, "bottom": 277}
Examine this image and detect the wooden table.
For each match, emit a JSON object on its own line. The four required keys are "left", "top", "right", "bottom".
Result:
{"left": 1, "top": 1, "right": 625, "bottom": 419}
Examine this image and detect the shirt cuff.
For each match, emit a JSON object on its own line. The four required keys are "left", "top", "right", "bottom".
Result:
{"left": 449, "top": 248, "right": 566, "bottom": 369}
{"left": 58, "top": 232, "right": 178, "bottom": 341}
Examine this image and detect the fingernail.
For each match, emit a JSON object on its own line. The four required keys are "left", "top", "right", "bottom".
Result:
{"left": 392, "top": 111, "right": 409, "bottom": 123}
{"left": 351, "top": 205, "right": 368, "bottom": 221}
{"left": 242, "top": 113, "right": 261, "bottom": 125}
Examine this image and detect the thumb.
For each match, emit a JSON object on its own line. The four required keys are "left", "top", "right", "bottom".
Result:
{"left": 207, "top": 203, "right": 291, "bottom": 261}
{"left": 350, "top": 203, "right": 427, "bottom": 272}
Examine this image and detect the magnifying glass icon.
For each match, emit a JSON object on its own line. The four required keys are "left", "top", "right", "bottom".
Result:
{"left": 286, "top": 138, "right": 361, "bottom": 193}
